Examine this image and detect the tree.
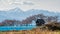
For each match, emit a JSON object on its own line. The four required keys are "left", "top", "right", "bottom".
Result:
{"left": 36, "top": 19, "right": 45, "bottom": 26}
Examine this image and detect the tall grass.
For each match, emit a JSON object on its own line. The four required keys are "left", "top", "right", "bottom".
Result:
{"left": 0, "top": 28, "right": 60, "bottom": 34}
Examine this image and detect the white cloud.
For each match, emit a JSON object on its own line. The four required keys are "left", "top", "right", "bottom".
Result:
{"left": 0, "top": 0, "right": 60, "bottom": 12}
{"left": 23, "top": 1, "right": 34, "bottom": 5}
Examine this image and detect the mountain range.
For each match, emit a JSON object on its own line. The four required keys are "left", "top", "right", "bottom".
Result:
{"left": 0, "top": 7, "right": 60, "bottom": 22}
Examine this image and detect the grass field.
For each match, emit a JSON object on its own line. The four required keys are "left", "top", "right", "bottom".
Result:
{"left": 0, "top": 28, "right": 60, "bottom": 34}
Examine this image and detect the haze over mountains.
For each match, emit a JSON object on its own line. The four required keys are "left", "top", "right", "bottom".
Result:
{"left": 0, "top": 7, "right": 60, "bottom": 22}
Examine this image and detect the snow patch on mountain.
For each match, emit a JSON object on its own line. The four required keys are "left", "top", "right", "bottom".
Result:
{"left": 0, "top": 7, "right": 60, "bottom": 22}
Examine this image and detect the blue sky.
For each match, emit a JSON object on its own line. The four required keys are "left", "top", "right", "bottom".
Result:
{"left": 0, "top": 0, "right": 60, "bottom": 12}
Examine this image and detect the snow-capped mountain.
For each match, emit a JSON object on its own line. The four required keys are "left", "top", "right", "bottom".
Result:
{"left": 0, "top": 8, "right": 60, "bottom": 22}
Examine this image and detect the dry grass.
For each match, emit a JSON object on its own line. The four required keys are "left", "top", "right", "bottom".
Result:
{"left": 0, "top": 28, "right": 60, "bottom": 34}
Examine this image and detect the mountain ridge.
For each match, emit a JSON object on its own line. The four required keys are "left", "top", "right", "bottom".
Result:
{"left": 0, "top": 8, "right": 60, "bottom": 22}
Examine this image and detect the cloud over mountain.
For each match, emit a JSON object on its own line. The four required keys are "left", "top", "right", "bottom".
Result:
{"left": 0, "top": 0, "right": 60, "bottom": 12}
